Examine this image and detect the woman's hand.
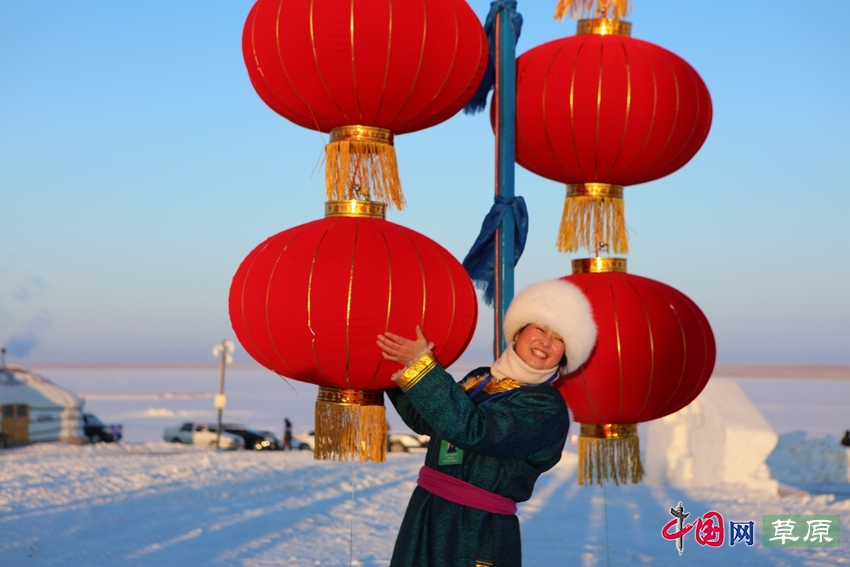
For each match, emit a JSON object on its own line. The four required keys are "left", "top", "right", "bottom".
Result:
{"left": 377, "top": 325, "right": 433, "bottom": 368}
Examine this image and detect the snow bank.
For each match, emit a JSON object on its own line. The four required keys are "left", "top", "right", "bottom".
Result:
{"left": 766, "top": 431, "right": 850, "bottom": 486}
{"left": 644, "top": 378, "right": 778, "bottom": 491}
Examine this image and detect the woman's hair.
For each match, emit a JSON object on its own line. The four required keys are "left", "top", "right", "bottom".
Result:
{"left": 558, "top": 353, "right": 569, "bottom": 375}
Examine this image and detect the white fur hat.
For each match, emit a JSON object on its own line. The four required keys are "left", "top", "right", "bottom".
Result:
{"left": 503, "top": 279, "right": 597, "bottom": 374}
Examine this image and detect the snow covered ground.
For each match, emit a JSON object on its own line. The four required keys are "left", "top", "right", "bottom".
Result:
{"left": 1, "top": 442, "right": 848, "bottom": 566}
{"left": 1, "top": 363, "right": 848, "bottom": 566}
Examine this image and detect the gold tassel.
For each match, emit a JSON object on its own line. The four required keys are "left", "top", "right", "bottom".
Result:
{"left": 577, "top": 423, "right": 645, "bottom": 486}
{"left": 325, "top": 125, "right": 405, "bottom": 210}
{"left": 314, "top": 387, "right": 388, "bottom": 463}
{"left": 557, "top": 183, "right": 628, "bottom": 254}
{"left": 554, "top": 0, "right": 632, "bottom": 21}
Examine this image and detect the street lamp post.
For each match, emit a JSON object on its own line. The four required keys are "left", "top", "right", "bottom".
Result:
{"left": 212, "top": 340, "right": 234, "bottom": 449}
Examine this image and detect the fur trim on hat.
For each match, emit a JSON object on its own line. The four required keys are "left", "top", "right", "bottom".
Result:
{"left": 503, "top": 279, "right": 597, "bottom": 374}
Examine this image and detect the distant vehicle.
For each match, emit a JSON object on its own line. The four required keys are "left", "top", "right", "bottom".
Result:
{"left": 222, "top": 424, "right": 281, "bottom": 450}
{"left": 290, "top": 431, "right": 429, "bottom": 453}
{"left": 162, "top": 422, "right": 244, "bottom": 450}
{"left": 83, "top": 413, "right": 121, "bottom": 443}
{"left": 388, "top": 433, "right": 430, "bottom": 453}
{"left": 291, "top": 431, "right": 315, "bottom": 451}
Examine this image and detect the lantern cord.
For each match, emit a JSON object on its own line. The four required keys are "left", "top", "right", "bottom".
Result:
{"left": 276, "top": 374, "right": 298, "bottom": 393}
{"left": 309, "top": 132, "right": 328, "bottom": 182}
{"left": 602, "top": 482, "right": 611, "bottom": 567}
{"left": 349, "top": 459, "right": 355, "bottom": 567}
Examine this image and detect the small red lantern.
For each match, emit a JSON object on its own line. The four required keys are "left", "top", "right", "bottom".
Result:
{"left": 512, "top": 16, "right": 712, "bottom": 253}
{"left": 243, "top": 0, "right": 488, "bottom": 208}
{"left": 229, "top": 200, "right": 478, "bottom": 462}
{"left": 559, "top": 257, "right": 716, "bottom": 485}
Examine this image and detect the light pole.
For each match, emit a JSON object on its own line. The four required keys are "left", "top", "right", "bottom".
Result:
{"left": 212, "top": 340, "right": 234, "bottom": 449}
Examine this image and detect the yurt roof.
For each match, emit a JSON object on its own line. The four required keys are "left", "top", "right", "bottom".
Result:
{"left": 0, "top": 364, "right": 82, "bottom": 409}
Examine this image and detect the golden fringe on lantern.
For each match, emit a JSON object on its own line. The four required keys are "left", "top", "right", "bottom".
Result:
{"left": 554, "top": 0, "right": 632, "bottom": 21}
{"left": 314, "top": 387, "right": 388, "bottom": 463}
{"left": 577, "top": 424, "right": 645, "bottom": 486}
{"left": 558, "top": 184, "right": 628, "bottom": 254}
{"left": 325, "top": 126, "right": 405, "bottom": 210}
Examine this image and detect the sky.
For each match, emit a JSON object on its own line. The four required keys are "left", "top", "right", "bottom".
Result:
{"left": 1, "top": 1, "right": 848, "bottom": 365}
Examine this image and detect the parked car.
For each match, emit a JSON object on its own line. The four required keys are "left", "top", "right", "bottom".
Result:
{"left": 290, "top": 431, "right": 429, "bottom": 453}
{"left": 222, "top": 424, "right": 281, "bottom": 450}
{"left": 162, "top": 422, "right": 244, "bottom": 450}
{"left": 291, "top": 430, "right": 315, "bottom": 451}
{"left": 83, "top": 413, "right": 121, "bottom": 443}
{"left": 388, "top": 433, "right": 430, "bottom": 453}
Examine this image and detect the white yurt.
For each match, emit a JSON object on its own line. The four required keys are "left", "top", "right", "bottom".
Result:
{"left": 0, "top": 355, "right": 85, "bottom": 445}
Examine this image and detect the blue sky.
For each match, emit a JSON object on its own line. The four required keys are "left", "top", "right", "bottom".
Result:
{"left": 1, "top": 1, "right": 848, "bottom": 365}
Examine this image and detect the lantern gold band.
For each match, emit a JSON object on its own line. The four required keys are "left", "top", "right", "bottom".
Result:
{"left": 567, "top": 183, "right": 624, "bottom": 199}
{"left": 577, "top": 19, "right": 632, "bottom": 37}
{"left": 580, "top": 423, "right": 638, "bottom": 439}
{"left": 325, "top": 200, "right": 386, "bottom": 219}
{"left": 317, "top": 386, "right": 385, "bottom": 407}
{"left": 572, "top": 257, "right": 628, "bottom": 274}
{"left": 329, "top": 125, "right": 394, "bottom": 146}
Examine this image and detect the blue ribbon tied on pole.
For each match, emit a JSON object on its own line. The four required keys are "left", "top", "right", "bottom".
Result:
{"left": 462, "top": 195, "right": 529, "bottom": 306}
{"left": 463, "top": 1, "right": 523, "bottom": 115}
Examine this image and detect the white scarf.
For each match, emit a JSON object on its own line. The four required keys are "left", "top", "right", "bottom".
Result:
{"left": 490, "top": 344, "right": 558, "bottom": 385}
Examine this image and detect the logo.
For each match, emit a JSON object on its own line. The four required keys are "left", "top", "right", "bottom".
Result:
{"left": 661, "top": 503, "right": 841, "bottom": 554}
{"left": 661, "top": 502, "right": 730, "bottom": 554}
{"left": 763, "top": 515, "right": 840, "bottom": 547}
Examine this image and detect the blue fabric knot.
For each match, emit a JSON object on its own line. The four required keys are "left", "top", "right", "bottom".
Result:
{"left": 462, "top": 195, "right": 529, "bottom": 306}
{"left": 463, "top": 1, "right": 523, "bottom": 115}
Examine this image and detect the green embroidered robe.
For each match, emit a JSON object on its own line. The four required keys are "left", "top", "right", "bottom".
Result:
{"left": 386, "top": 355, "right": 570, "bottom": 567}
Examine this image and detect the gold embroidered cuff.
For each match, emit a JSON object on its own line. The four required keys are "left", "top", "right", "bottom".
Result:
{"left": 395, "top": 351, "right": 437, "bottom": 393}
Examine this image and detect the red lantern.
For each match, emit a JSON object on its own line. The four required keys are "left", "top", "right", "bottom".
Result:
{"left": 558, "top": 257, "right": 716, "bottom": 485}
{"left": 512, "top": 17, "right": 712, "bottom": 253}
{"left": 243, "top": 0, "right": 488, "bottom": 208}
{"left": 229, "top": 200, "right": 478, "bottom": 462}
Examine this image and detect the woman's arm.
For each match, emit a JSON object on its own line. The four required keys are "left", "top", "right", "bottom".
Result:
{"left": 378, "top": 327, "right": 568, "bottom": 460}
{"left": 385, "top": 388, "right": 436, "bottom": 437}
{"left": 397, "top": 353, "right": 569, "bottom": 460}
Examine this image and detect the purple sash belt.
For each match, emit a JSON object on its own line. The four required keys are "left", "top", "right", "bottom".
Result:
{"left": 417, "top": 465, "right": 517, "bottom": 515}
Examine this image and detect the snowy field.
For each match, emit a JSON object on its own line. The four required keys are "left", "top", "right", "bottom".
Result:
{"left": 1, "top": 363, "right": 848, "bottom": 566}
{"left": 2, "top": 442, "right": 848, "bottom": 566}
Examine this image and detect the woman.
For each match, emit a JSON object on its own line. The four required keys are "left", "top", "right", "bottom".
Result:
{"left": 377, "top": 279, "right": 597, "bottom": 567}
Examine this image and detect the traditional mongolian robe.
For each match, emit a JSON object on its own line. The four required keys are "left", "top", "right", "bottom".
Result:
{"left": 387, "top": 352, "right": 571, "bottom": 567}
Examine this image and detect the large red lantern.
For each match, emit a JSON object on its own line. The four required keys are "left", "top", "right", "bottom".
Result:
{"left": 513, "top": 17, "right": 712, "bottom": 253}
{"left": 229, "top": 200, "right": 478, "bottom": 462}
{"left": 558, "top": 257, "right": 716, "bottom": 485}
{"left": 243, "top": 0, "right": 488, "bottom": 208}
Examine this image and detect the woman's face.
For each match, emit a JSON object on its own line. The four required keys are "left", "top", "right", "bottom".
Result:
{"left": 513, "top": 324, "right": 565, "bottom": 370}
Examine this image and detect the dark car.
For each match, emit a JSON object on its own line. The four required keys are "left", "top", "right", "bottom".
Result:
{"left": 222, "top": 424, "right": 281, "bottom": 450}
{"left": 83, "top": 413, "right": 121, "bottom": 443}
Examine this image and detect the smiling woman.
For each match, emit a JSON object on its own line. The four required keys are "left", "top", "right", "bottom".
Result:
{"left": 376, "top": 279, "right": 597, "bottom": 567}
{"left": 512, "top": 325, "right": 565, "bottom": 371}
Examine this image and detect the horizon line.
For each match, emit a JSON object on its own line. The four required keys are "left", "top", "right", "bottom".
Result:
{"left": 9, "top": 361, "right": 850, "bottom": 379}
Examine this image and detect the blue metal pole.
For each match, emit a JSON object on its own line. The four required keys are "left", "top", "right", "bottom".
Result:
{"left": 494, "top": 6, "right": 517, "bottom": 357}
